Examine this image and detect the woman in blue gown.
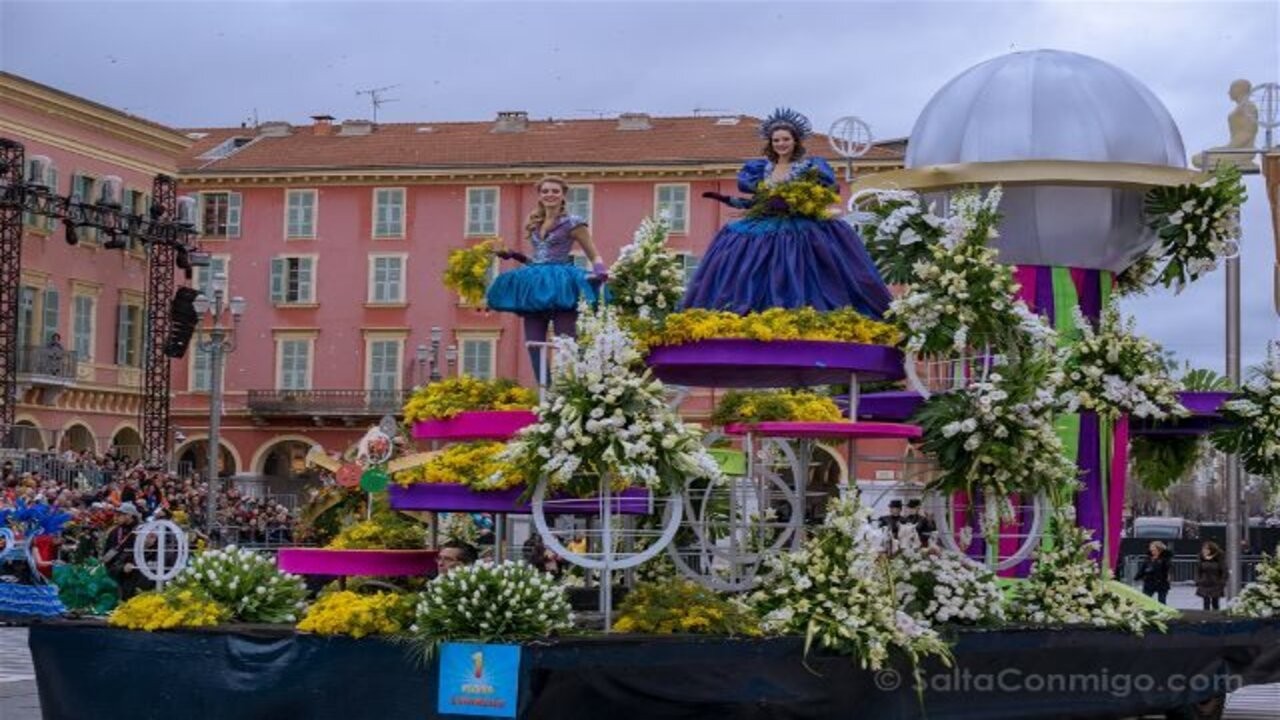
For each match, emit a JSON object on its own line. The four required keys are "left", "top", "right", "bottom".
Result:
{"left": 486, "top": 176, "right": 607, "bottom": 378}
{"left": 682, "top": 108, "right": 892, "bottom": 318}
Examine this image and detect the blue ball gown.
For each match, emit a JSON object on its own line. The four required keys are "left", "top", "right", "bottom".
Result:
{"left": 680, "top": 157, "right": 892, "bottom": 318}
{"left": 486, "top": 214, "right": 602, "bottom": 314}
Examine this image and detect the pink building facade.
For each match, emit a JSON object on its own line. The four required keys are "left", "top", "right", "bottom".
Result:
{"left": 170, "top": 113, "right": 907, "bottom": 488}
{"left": 0, "top": 72, "right": 191, "bottom": 458}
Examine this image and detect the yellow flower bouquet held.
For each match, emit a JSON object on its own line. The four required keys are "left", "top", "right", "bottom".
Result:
{"left": 297, "top": 591, "right": 414, "bottom": 638}
{"left": 402, "top": 376, "right": 537, "bottom": 423}
{"left": 444, "top": 239, "right": 497, "bottom": 306}
{"left": 746, "top": 169, "right": 840, "bottom": 220}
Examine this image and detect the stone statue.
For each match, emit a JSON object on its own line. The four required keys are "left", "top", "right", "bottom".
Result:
{"left": 1192, "top": 79, "right": 1259, "bottom": 170}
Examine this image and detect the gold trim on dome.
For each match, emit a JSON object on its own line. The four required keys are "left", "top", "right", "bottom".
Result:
{"left": 846, "top": 160, "right": 1205, "bottom": 194}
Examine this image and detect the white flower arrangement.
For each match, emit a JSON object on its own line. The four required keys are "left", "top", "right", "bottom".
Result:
{"left": 875, "top": 187, "right": 1053, "bottom": 360}
{"left": 171, "top": 545, "right": 308, "bottom": 623}
{"left": 915, "top": 352, "right": 1080, "bottom": 513}
{"left": 500, "top": 303, "right": 721, "bottom": 497}
{"left": 1229, "top": 553, "right": 1280, "bottom": 618}
{"left": 891, "top": 540, "right": 1005, "bottom": 626}
{"left": 1134, "top": 165, "right": 1246, "bottom": 293}
{"left": 1008, "top": 519, "right": 1176, "bottom": 635}
{"left": 1058, "top": 305, "right": 1187, "bottom": 421}
{"left": 1213, "top": 349, "right": 1280, "bottom": 483}
{"left": 409, "top": 560, "right": 574, "bottom": 643}
{"left": 852, "top": 189, "right": 946, "bottom": 284}
{"left": 748, "top": 494, "right": 951, "bottom": 671}
{"left": 607, "top": 216, "right": 687, "bottom": 322}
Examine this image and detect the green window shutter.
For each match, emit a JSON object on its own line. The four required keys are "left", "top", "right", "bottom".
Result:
{"left": 269, "top": 258, "right": 285, "bottom": 302}
{"left": 227, "top": 193, "right": 242, "bottom": 237}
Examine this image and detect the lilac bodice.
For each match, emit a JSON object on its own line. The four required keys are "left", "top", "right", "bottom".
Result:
{"left": 529, "top": 215, "right": 588, "bottom": 264}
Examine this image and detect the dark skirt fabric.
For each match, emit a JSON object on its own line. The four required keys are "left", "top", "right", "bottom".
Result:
{"left": 680, "top": 216, "right": 892, "bottom": 318}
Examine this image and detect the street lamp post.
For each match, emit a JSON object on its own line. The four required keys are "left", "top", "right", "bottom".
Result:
{"left": 429, "top": 326, "right": 443, "bottom": 382}
{"left": 193, "top": 272, "right": 245, "bottom": 538}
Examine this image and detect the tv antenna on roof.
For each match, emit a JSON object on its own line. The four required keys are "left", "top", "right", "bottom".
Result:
{"left": 356, "top": 84, "right": 401, "bottom": 123}
{"left": 573, "top": 109, "right": 621, "bottom": 119}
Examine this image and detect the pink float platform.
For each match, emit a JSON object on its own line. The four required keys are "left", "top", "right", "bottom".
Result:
{"left": 276, "top": 548, "right": 437, "bottom": 576}
{"left": 722, "top": 421, "right": 923, "bottom": 439}
{"left": 388, "top": 483, "right": 654, "bottom": 515}
{"left": 645, "top": 339, "right": 904, "bottom": 388}
{"left": 411, "top": 410, "right": 537, "bottom": 441}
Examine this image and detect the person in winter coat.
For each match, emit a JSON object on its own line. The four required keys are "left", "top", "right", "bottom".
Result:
{"left": 1195, "top": 540, "right": 1228, "bottom": 611}
{"left": 1135, "top": 540, "right": 1173, "bottom": 604}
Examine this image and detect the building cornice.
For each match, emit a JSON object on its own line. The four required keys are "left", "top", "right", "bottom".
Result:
{"left": 179, "top": 163, "right": 750, "bottom": 186}
{"left": 0, "top": 72, "right": 191, "bottom": 157}
{"left": 0, "top": 117, "right": 178, "bottom": 176}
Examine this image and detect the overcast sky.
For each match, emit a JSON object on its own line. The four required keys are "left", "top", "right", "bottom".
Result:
{"left": 2, "top": 0, "right": 1278, "bottom": 372}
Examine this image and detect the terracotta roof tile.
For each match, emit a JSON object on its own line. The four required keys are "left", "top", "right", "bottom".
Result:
{"left": 178, "top": 115, "right": 904, "bottom": 173}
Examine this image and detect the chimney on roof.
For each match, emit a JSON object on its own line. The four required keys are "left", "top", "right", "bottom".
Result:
{"left": 257, "top": 121, "right": 293, "bottom": 137}
{"left": 311, "top": 114, "right": 336, "bottom": 136}
{"left": 337, "top": 119, "right": 375, "bottom": 136}
{"left": 493, "top": 111, "right": 529, "bottom": 133}
{"left": 617, "top": 112, "right": 653, "bottom": 131}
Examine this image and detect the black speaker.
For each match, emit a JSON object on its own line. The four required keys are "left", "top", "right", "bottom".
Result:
{"left": 163, "top": 287, "right": 201, "bottom": 358}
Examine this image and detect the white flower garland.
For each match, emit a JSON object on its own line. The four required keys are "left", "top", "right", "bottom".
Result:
{"left": 1009, "top": 519, "right": 1176, "bottom": 635}
{"left": 1136, "top": 165, "right": 1247, "bottom": 293}
{"left": 410, "top": 560, "right": 574, "bottom": 642}
{"left": 891, "top": 539, "right": 1005, "bottom": 626}
{"left": 1213, "top": 350, "right": 1280, "bottom": 483}
{"left": 171, "top": 545, "right": 308, "bottom": 623}
{"left": 749, "top": 494, "right": 951, "bottom": 671}
{"left": 1229, "top": 553, "right": 1280, "bottom": 618}
{"left": 500, "top": 304, "right": 721, "bottom": 495}
{"left": 607, "top": 216, "right": 687, "bottom": 321}
{"left": 1058, "top": 305, "right": 1187, "bottom": 421}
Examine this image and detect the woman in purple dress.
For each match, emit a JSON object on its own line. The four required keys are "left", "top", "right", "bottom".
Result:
{"left": 486, "top": 176, "right": 607, "bottom": 377}
{"left": 683, "top": 108, "right": 891, "bottom": 318}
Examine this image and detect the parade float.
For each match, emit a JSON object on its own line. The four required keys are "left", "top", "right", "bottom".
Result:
{"left": 23, "top": 49, "right": 1280, "bottom": 720}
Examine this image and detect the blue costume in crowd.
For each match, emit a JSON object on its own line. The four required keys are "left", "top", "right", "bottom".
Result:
{"left": 681, "top": 109, "right": 892, "bottom": 318}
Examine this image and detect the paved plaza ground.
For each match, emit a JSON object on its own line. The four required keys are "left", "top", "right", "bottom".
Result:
{"left": 2, "top": 586, "right": 1277, "bottom": 719}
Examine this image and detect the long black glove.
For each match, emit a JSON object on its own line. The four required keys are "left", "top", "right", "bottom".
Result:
{"left": 495, "top": 249, "right": 529, "bottom": 264}
{"left": 701, "top": 191, "right": 752, "bottom": 209}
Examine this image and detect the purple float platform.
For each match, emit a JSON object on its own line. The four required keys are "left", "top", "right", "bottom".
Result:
{"left": 1133, "top": 390, "right": 1237, "bottom": 436}
{"left": 722, "top": 420, "right": 922, "bottom": 439}
{"left": 388, "top": 483, "right": 653, "bottom": 515}
{"left": 646, "top": 339, "right": 904, "bottom": 388}
{"left": 276, "top": 548, "right": 437, "bottom": 576}
{"left": 411, "top": 410, "right": 537, "bottom": 441}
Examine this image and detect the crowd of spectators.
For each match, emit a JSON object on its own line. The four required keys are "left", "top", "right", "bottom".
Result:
{"left": 1, "top": 449, "right": 297, "bottom": 551}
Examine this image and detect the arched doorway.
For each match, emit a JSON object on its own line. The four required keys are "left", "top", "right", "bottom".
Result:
{"left": 11, "top": 420, "right": 44, "bottom": 450}
{"left": 177, "top": 440, "right": 237, "bottom": 480}
{"left": 256, "top": 438, "right": 322, "bottom": 497}
{"left": 111, "top": 426, "right": 143, "bottom": 461}
{"left": 60, "top": 423, "right": 96, "bottom": 454}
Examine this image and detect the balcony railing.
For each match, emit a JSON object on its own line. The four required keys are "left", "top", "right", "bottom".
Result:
{"left": 246, "top": 389, "right": 412, "bottom": 416}
{"left": 16, "top": 345, "right": 78, "bottom": 383}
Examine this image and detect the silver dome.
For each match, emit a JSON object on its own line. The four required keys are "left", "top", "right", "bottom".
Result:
{"left": 906, "top": 50, "right": 1187, "bottom": 271}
